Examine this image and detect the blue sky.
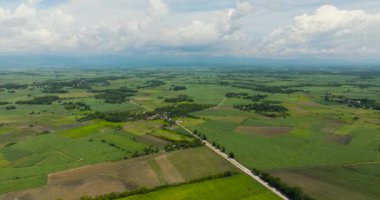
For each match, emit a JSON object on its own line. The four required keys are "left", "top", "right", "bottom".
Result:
{"left": 0, "top": 0, "right": 379, "bottom": 61}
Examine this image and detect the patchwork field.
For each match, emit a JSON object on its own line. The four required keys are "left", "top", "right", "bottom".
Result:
{"left": 0, "top": 67, "right": 379, "bottom": 199}
{"left": 1, "top": 147, "right": 238, "bottom": 200}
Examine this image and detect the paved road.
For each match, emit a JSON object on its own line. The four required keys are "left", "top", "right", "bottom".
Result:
{"left": 176, "top": 122, "right": 289, "bottom": 200}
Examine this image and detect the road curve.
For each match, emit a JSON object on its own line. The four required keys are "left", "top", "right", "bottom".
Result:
{"left": 176, "top": 122, "right": 289, "bottom": 200}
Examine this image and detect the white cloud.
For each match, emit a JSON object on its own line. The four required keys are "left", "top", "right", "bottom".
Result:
{"left": 0, "top": 2, "right": 78, "bottom": 52}
{"left": 259, "top": 5, "right": 380, "bottom": 56}
{"left": 0, "top": 1, "right": 379, "bottom": 59}
{"left": 149, "top": 0, "right": 169, "bottom": 18}
{"left": 0, "top": 0, "right": 255, "bottom": 54}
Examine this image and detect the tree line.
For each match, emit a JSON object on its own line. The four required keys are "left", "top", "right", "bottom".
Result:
{"left": 137, "top": 80, "right": 166, "bottom": 89}
{"left": 16, "top": 96, "right": 60, "bottom": 105}
{"left": 251, "top": 168, "right": 314, "bottom": 200}
{"left": 80, "top": 171, "right": 236, "bottom": 200}
{"left": 80, "top": 103, "right": 213, "bottom": 122}
{"left": 234, "top": 102, "right": 288, "bottom": 117}
{"left": 164, "top": 95, "right": 194, "bottom": 103}
{"left": 230, "top": 83, "right": 302, "bottom": 94}
{"left": 226, "top": 92, "right": 267, "bottom": 101}
{"left": 0, "top": 83, "right": 28, "bottom": 90}
{"left": 164, "top": 139, "right": 204, "bottom": 152}
{"left": 63, "top": 102, "right": 91, "bottom": 111}
{"left": 92, "top": 87, "right": 137, "bottom": 104}
{"left": 322, "top": 94, "right": 380, "bottom": 110}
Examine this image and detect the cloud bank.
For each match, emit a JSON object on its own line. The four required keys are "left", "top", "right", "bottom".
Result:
{"left": 0, "top": 0, "right": 379, "bottom": 59}
{"left": 259, "top": 5, "right": 380, "bottom": 57}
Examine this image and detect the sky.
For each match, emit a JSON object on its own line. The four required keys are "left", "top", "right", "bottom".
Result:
{"left": 0, "top": 0, "right": 380, "bottom": 61}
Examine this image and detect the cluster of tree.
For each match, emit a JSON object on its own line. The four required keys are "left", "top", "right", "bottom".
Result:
{"left": 98, "top": 139, "right": 158, "bottom": 160}
{"left": 153, "top": 103, "right": 213, "bottom": 118}
{"left": 234, "top": 102, "right": 288, "bottom": 117}
{"left": 251, "top": 168, "right": 314, "bottom": 200}
{"left": 164, "top": 95, "right": 194, "bottom": 103}
{"left": 192, "top": 130, "right": 207, "bottom": 140}
{"left": 322, "top": 94, "right": 380, "bottom": 110}
{"left": 37, "top": 79, "right": 86, "bottom": 91}
{"left": 225, "top": 92, "right": 249, "bottom": 98}
{"left": 244, "top": 94, "right": 268, "bottom": 101}
{"left": 5, "top": 106, "right": 16, "bottom": 110}
{"left": 37, "top": 76, "right": 125, "bottom": 91}
{"left": 80, "top": 171, "right": 236, "bottom": 200}
{"left": 80, "top": 111, "right": 141, "bottom": 122}
{"left": 0, "top": 102, "right": 10, "bottom": 105}
{"left": 129, "top": 146, "right": 160, "bottom": 158}
{"left": 252, "top": 85, "right": 302, "bottom": 94}
{"left": 93, "top": 87, "right": 137, "bottom": 104}
{"left": 80, "top": 103, "right": 212, "bottom": 123}
{"left": 171, "top": 86, "right": 187, "bottom": 91}
{"left": 193, "top": 130, "right": 234, "bottom": 158}
{"left": 62, "top": 102, "right": 91, "bottom": 111}
{"left": 137, "top": 80, "right": 166, "bottom": 89}
{"left": 232, "top": 84, "right": 301, "bottom": 94}
{"left": 164, "top": 138, "right": 204, "bottom": 152}
{"left": 0, "top": 83, "right": 27, "bottom": 90}
{"left": 226, "top": 92, "right": 268, "bottom": 102}
{"left": 29, "top": 111, "right": 44, "bottom": 115}
{"left": 211, "top": 141, "right": 226, "bottom": 153}
{"left": 143, "top": 146, "right": 160, "bottom": 155}
{"left": 16, "top": 96, "right": 60, "bottom": 105}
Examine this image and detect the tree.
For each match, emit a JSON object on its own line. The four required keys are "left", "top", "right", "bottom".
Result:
{"left": 229, "top": 152, "right": 235, "bottom": 158}
{"left": 201, "top": 134, "right": 207, "bottom": 140}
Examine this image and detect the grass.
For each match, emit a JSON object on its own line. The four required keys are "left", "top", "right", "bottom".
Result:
{"left": 270, "top": 163, "right": 380, "bottom": 200}
{"left": 167, "top": 147, "right": 239, "bottom": 180}
{"left": 148, "top": 129, "right": 192, "bottom": 142}
{"left": 118, "top": 174, "right": 281, "bottom": 200}
{"left": 0, "top": 134, "right": 145, "bottom": 194}
{"left": 0, "top": 175, "right": 47, "bottom": 194}
{"left": 124, "top": 120, "right": 193, "bottom": 141}
{"left": 191, "top": 103, "right": 379, "bottom": 170}
{"left": 59, "top": 120, "right": 123, "bottom": 138}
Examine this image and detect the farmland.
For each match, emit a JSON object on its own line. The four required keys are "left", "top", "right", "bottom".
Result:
{"left": 0, "top": 67, "right": 379, "bottom": 199}
{"left": 119, "top": 174, "right": 280, "bottom": 200}
{"left": 1, "top": 147, "right": 238, "bottom": 200}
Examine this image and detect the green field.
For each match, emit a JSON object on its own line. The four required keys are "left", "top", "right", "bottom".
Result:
{"left": 270, "top": 163, "right": 380, "bottom": 200}
{"left": 119, "top": 174, "right": 280, "bottom": 200}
